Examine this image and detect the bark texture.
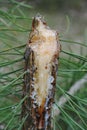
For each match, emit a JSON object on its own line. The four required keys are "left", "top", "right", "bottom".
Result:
{"left": 22, "top": 14, "right": 61, "bottom": 130}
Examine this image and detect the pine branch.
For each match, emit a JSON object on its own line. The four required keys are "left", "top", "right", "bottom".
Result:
{"left": 22, "top": 14, "right": 61, "bottom": 130}
{"left": 54, "top": 74, "right": 87, "bottom": 116}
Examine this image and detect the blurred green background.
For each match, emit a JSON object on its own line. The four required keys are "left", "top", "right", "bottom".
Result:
{"left": 1, "top": 0, "right": 87, "bottom": 54}
{"left": 0, "top": 0, "right": 87, "bottom": 130}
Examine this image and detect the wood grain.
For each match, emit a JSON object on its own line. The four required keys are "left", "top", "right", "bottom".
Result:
{"left": 22, "top": 14, "right": 61, "bottom": 130}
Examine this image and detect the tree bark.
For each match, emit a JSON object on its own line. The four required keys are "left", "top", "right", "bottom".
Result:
{"left": 22, "top": 14, "right": 61, "bottom": 130}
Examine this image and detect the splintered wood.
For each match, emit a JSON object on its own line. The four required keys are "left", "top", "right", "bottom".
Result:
{"left": 22, "top": 14, "right": 61, "bottom": 130}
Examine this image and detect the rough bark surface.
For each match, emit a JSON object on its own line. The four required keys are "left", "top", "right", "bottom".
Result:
{"left": 22, "top": 14, "right": 61, "bottom": 130}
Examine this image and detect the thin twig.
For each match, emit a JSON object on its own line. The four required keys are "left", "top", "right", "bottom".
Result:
{"left": 54, "top": 74, "right": 87, "bottom": 116}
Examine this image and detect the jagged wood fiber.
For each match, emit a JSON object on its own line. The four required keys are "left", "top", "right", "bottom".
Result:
{"left": 22, "top": 14, "right": 61, "bottom": 130}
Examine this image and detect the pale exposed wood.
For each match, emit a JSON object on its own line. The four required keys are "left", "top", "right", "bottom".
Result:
{"left": 22, "top": 14, "right": 61, "bottom": 130}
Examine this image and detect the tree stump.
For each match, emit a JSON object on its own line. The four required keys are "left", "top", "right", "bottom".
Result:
{"left": 22, "top": 14, "right": 61, "bottom": 130}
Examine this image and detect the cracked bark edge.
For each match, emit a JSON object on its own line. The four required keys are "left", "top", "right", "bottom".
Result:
{"left": 21, "top": 14, "right": 61, "bottom": 130}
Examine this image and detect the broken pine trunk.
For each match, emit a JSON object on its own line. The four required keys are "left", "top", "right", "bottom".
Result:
{"left": 22, "top": 14, "right": 61, "bottom": 130}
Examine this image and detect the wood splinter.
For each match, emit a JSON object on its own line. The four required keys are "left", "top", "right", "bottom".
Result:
{"left": 22, "top": 14, "right": 61, "bottom": 130}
